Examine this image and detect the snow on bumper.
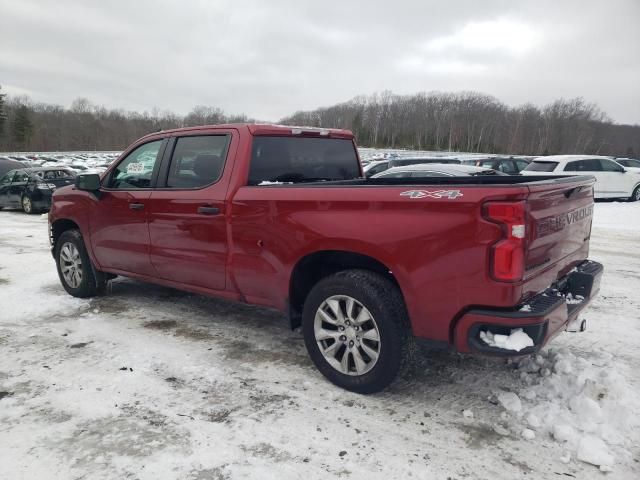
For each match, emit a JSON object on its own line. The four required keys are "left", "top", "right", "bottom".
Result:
{"left": 454, "top": 260, "right": 604, "bottom": 356}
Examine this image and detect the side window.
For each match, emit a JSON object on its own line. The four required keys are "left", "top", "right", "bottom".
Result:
{"left": 166, "top": 135, "right": 230, "bottom": 188}
{"left": 515, "top": 160, "right": 529, "bottom": 171}
{"left": 498, "top": 161, "right": 517, "bottom": 174}
{"left": 14, "top": 171, "right": 30, "bottom": 183}
{"left": 107, "top": 140, "right": 163, "bottom": 189}
{"left": 0, "top": 171, "right": 15, "bottom": 185}
{"left": 600, "top": 159, "right": 624, "bottom": 172}
{"left": 565, "top": 160, "right": 601, "bottom": 172}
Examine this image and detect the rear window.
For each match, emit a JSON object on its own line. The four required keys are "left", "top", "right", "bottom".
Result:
{"left": 524, "top": 161, "right": 558, "bottom": 172}
{"left": 248, "top": 137, "right": 360, "bottom": 185}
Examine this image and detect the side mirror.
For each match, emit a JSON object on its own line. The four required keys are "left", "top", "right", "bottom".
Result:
{"left": 75, "top": 174, "right": 101, "bottom": 192}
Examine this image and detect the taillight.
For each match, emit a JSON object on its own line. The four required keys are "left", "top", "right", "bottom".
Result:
{"left": 484, "top": 201, "right": 527, "bottom": 282}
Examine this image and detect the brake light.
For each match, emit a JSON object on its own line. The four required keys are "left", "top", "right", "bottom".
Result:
{"left": 484, "top": 201, "right": 527, "bottom": 282}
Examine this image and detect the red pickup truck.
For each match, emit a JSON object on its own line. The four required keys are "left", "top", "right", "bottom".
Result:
{"left": 49, "top": 124, "right": 603, "bottom": 393}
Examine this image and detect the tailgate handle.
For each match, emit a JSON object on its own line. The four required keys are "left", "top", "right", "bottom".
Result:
{"left": 197, "top": 206, "right": 220, "bottom": 215}
{"left": 129, "top": 203, "right": 144, "bottom": 210}
{"left": 564, "top": 186, "right": 584, "bottom": 198}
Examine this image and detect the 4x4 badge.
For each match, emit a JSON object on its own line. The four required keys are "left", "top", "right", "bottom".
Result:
{"left": 400, "top": 190, "right": 463, "bottom": 199}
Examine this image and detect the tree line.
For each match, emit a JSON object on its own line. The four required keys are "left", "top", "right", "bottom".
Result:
{"left": 0, "top": 85, "right": 638, "bottom": 157}
{"left": 282, "top": 91, "right": 640, "bottom": 157}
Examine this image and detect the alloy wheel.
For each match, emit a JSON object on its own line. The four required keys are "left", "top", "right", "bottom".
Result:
{"left": 59, "top": 242, "right": 83, "bottom": 288}
{"left": 22, "top": 196, "right": 32, "bottom": 213}
{"left": 314, "top": 295, "right": 381, "bottom": 376}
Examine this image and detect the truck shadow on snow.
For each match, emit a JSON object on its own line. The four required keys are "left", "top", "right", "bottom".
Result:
{"left": 86, "top": 277, "right": 517, "bottom": 400}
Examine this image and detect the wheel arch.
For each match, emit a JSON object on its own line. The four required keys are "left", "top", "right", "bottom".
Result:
{"left": 288, "top": 249, "right": 406, "bottom": 330}
{"left": 51, "top": 218, "right": 81, "bottom": 247}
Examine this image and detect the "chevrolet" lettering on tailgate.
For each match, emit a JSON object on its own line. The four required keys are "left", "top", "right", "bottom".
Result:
{"left": 537, "top": 205, "right": 594, "bottom": 236}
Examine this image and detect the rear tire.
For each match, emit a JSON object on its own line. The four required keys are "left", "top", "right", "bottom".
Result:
{"left": 631, "top": 186, "right": 640, "bottom": 202}
{"left": 302, "top": 269, "right": 413, "bottom": 394}
{"left": 55, "top": 229, "right": 107, "bottom": 298}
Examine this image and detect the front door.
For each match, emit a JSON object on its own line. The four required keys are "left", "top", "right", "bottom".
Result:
{"left": 89, "top": 139, "right": 165, "bottom": 276}
{"left": 147, "top": 132, "right": 235, "bottom": 291}
{"left": 599, "top": 158, "right": 634, "bottom": 198}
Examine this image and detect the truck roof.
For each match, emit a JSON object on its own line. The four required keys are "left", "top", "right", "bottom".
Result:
{"left": 138, "top": 123, "right": 354, "bottom": 141}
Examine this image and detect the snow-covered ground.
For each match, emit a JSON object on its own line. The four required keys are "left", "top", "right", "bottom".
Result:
{"left": 0, "top": 203, "right": 639, "bottom": 479}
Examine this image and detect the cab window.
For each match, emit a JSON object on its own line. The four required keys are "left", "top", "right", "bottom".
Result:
{"left": 107, "top": 140, "right": 163, "bottom": 189}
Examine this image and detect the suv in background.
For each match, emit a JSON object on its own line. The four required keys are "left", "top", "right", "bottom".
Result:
{"left": 522, "top": 155, "right": 640, "bottom": 201}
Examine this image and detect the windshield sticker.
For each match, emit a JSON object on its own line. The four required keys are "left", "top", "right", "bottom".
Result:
{"left": 400, "top": 190, "right": 463, "bottom": 199}
{"left": 126, "top": 162, "right": 145, "bottom": 174}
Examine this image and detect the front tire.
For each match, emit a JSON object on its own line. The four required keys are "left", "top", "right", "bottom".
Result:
{"left": 22, "top": 195, "right": 35, "bottom": 214}
{"left": 631, "top": 186, "right": 640, "bottom": 202}
{"left": 302, "top": 269, "right": 413, "bottom": 394}
{"left": 55, "top": 229, "right": 107, "bottom": 298}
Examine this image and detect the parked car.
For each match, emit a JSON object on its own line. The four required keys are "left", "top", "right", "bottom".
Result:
{"left": 49, "top": 124, "right": 602, "bottom": 393}
{"left": 615, "top": 158, "right": 640, "bottom": 173}
{"left": 0, "top": 157, "right": 26, "bottom": 177}
{"left": 364, "top": 157, "right": 461, "bottom": 178}
{"left": 0, "top": 167, "right": 76, "bottom": 213}
{"left": 460, "top": 157, "right": 530, "bottom": 174}
{"left": 522, "top": 155, "right": 640, "bottom": 201}
{"left": 372, "top": 163, "right": 506, "bottom": 178}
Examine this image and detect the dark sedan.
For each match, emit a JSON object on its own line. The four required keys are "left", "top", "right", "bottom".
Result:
{"left": 0, "top": 168, "right": 76, "bottom": 213}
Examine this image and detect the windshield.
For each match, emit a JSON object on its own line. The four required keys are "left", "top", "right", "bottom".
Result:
{"left": 524, "top": 161, "right": 558, "bottom": 172}
{"left": 248, "top": 136, "right": 360, "bottom": 185}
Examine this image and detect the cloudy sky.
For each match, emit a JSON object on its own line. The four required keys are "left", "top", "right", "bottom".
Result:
{"left": 1, "top": 0, "right": 639, "bottom": 124}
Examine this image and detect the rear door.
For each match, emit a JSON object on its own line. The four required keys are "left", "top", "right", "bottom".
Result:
{"left": 146, "top": 131, "right": 236, "bottom": 291}
{"left": 563, "top": 159, "right": 606, "bottom": 197}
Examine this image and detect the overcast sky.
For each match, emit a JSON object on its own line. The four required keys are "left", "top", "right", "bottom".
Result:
{"left": 1, "top": 0, "right": 639, "bottom": 124}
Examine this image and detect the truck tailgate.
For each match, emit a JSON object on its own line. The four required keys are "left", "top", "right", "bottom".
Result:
{"left": 525, "top": 176, "right": 596, "bottom": 283}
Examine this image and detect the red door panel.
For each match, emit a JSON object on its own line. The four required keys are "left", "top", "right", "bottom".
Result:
{"left": 89, "top": 190, "right": 155, "bottom": 275}
{"left": 147, "top": 195, "right": 227, "bottom": 290}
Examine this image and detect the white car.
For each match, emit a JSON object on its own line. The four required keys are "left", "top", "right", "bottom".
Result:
{"left": 522, "top": 155, "right": 640, "bottom": 201}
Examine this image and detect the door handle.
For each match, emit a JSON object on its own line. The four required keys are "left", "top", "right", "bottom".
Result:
{"left": 129, "top": 203, "right": 145, "bottom": 210}
{"left": 197, "top": 206, "right": 220, "bottom": 215}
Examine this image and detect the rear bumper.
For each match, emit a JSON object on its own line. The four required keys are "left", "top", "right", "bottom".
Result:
{"left": 453, "top": 260, "right": 603, "bottom": 356}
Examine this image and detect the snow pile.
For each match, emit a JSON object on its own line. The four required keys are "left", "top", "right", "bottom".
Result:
{"left": 565, "top": 293, "right": 584, "bottom": 305}
{"left": 479, "top": 328, "right": 534, "bottom": 351}
{"left": 495, "top": 348, "right": 640, "bottom": 471}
